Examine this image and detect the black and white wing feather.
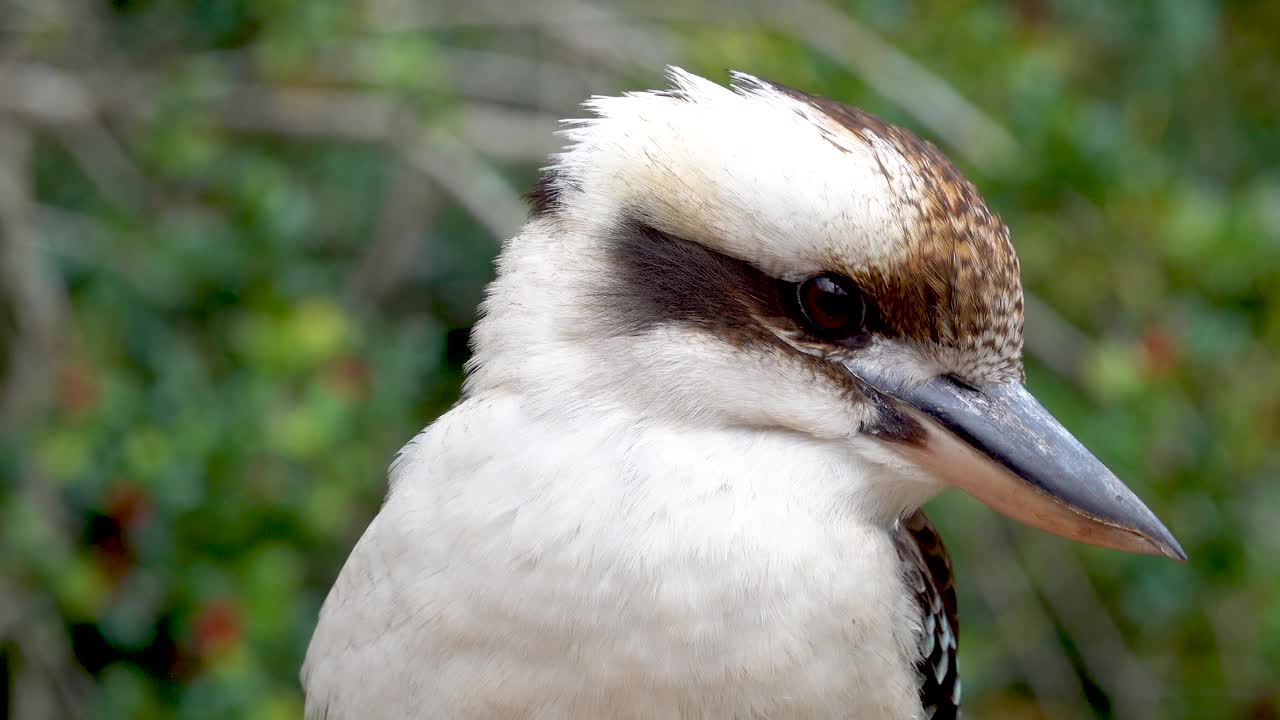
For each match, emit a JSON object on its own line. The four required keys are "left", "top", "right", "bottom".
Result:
{"left": 895, "top": 510, "right": 961, "bottom": 720}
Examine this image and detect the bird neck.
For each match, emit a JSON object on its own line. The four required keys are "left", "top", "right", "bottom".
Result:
{"left": 466, "top": 384, "right": 934, "bottom": 535}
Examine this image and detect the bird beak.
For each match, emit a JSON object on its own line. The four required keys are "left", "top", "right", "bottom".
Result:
{"left": 867, "top": 374, "right": 1186, "bottom": 561}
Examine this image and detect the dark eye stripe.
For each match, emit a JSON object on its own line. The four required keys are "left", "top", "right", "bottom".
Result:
{"left": 599, "top": 220, "right": 788, "bottom": 343}
{"left": 601, "top": 218, "right": 889, "bottom": 355}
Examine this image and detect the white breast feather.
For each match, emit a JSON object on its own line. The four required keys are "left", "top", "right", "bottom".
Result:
{"left": 303, "top": 392, "right": 926, "bottom": 719}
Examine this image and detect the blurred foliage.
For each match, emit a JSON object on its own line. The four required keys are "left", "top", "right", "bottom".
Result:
{"left": 0, "top": 0, "right": 1277, "bottom": 718}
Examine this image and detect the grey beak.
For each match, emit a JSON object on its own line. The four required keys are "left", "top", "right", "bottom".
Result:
{"left": 874, "top": 375, "right": 1185, "bottom": 561}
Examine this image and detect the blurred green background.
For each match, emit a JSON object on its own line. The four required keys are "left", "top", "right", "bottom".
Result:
{"left": 1, "top": 0, "right": 1277, "bottom": 718}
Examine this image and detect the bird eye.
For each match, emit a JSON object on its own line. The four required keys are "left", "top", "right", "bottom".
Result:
{"left": 796, "top": 273, "right": 866, "bottom": 339}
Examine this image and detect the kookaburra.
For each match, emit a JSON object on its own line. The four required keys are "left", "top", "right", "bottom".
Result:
{"left": 303, "top": 69, "right": 1184, "bottom": 719}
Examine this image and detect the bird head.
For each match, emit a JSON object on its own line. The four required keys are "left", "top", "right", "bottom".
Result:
{"left": 469, "top": 68, "right": 1183, "bottom": 561}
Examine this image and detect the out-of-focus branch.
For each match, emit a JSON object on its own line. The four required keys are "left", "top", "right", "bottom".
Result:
{"left": 358, "top": 0, "right": 557, "bottom": 30}
{"left": 0, "top": 121, "right": 66, "bottom": 431}
{"left": 0, "top": 63, "right": 100, "bottom": 126}
{"left": 405, "top": 125, "right": 527, "bottom": 240}
{"left": 0, "top": 119, "right": 83, "bottom": 717}
{"left": 0, "top": 64, "right": 533, "bottom": 242}
{"left": 1023, "top": 293, "right": 1093, "bottom": 385}
{"left": 0, "top": 63, "right": 149, "bottom": 212}
{"left": 375, "top": 0, "right": 1022, "bottom": 179}
{"left": 208, "top": 84, "right": 563, "bottom": 164}
{"left": 437, "top": 47, "right": 614, "bottom": 111}
{"left": 311, "top": 42, "right": 613, "bottom": 113}
{"left": 535, "top": 1, "right": 677, "bottom": 79}
{"left": 454, "top": 104, "right": 563, "bottom": 162}
{"left": 216, "top": 89, "right": 532, "bottom": 237}
{"left": 575, "top": 0, "right": 1026, "bottom": 178}
{"left": 1030, "top": 540, "right": 1163, "bottom": 719}
{"left": 349, "top": 159, "right": 437, "bottom": 303}
{"left": 971, "top": 521, "right": 1094, "bottom": 719}
{"left": 211, "top": 86, "right": 529, "bottom": 238}
{"left": 213, "top": 85, "right": 399, "bottom": 142}
{"left": 51, "top": 125, "right": 147, "bottom": 211}
{"left": 361, "top": 0, "right": 676, "bottom": 79}
{"left": 0, "top": 573, "right": 90, "bottom": 720}
{"left": 759, "top": 0, "right": 1024, "bottom": 179}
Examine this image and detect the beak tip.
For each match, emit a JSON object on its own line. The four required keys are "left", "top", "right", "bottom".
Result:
{"left": 1139, "top": 521, "right": 1187, "bottom": 563}
{"left": 1161, "top": 538, "right": 1189, "bottom": 563}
